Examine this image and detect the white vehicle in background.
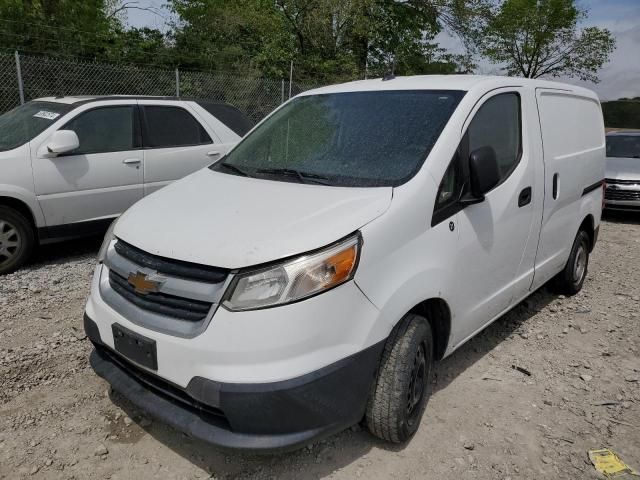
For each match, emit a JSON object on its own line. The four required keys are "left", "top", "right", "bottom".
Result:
{"left": 0, "top": 96, "right": 252, "bottom": 274}
{"left": 604, "top": 130, "right": 640, "bottom": 211}
{"left": 85, "top": 75, "right": 604, "bottom": 451}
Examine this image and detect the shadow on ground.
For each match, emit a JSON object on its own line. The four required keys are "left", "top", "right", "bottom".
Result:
{"left": 602, "top": 209, "right": 640, "bottom": 225}
{"left": 107, "top": 286, "right": 558, "bottom": 478}
{"left": 30, "top": 234, "right": 103, "bottom": 266}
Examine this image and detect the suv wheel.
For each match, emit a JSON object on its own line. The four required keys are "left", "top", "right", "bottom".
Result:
{"left": 0, "top": 206, "right": 35, "bottom": 275}
{"left": 551, "top": 230, "right": 590, "bottom": 295}
{"left": 366, "top": 313, "right": 433, "bottom": 443}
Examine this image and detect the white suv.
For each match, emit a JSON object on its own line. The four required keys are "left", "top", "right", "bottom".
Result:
{"left": 85, "top": 76, "right": 604, "bottom": 451}
{"left": 0, "top": 96, "right": 252, "bottom": 274}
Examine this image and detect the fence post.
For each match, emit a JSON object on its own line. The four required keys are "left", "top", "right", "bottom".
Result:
{"left": 14, "top": 51, "right": 25, "bottom": 105}
{"left": 281, "top": 79, "right": 285, "bottom": 104}
{"left": 288, "top": 61, "right": 294, "bottom": 99}
{"left": 175, "top": 68, "right": 180, "bottom": 97}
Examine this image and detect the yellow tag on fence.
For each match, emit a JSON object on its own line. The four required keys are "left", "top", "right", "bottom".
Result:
{"left": 589, "top": 449, "right": 639, "bottom": 478}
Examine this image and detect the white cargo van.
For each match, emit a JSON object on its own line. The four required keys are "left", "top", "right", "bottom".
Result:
{"left": 84, "top": 75, "right": 605, "bottom": 451}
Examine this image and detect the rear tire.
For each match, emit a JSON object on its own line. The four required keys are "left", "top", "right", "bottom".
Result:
{"left": 551, "top": 230, "right": 590, "bottom": 296}
{"left": 366, "top": 313, "right": 433, "bottom": 443}
{"left": 0, "top": 206, "right": 35, "bottom": 275}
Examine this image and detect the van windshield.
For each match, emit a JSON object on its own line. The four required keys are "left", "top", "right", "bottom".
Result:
{"left": 212, "top": 90, "right": 464, "bottom": 187}
{"left": 0, "top": 101, "right": 72, "bottom": 152}
{"left": 606, "top": 135, "right": 640, "bottom": 159}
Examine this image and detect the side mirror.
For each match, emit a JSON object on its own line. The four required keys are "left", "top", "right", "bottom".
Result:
{"left": 467, "top": 146, "right": 500, "bottom": 200}
{"left": 45, "top": 130, "right": 79, "bottom": 156}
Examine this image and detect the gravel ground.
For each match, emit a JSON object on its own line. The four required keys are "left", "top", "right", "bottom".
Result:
{"left": 1, "top": 212, "right": 639, "bottom": 479}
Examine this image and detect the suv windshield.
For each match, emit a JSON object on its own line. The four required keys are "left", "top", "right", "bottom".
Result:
{"left": 0, "top": 101, "right": 72, "bottom": 152}
{"left": 211, "top": 90, "right": 464, "bottom": 187}
{"left": 606, "top": 135, "right": 640, "bottom": 159}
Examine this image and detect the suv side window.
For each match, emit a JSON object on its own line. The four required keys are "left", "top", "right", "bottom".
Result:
{"left": 63, "top": 106, "right": 138, "bottom": 155}
{"left": 142, "top": 106, "right": 212, "bottom": 148}
{"left": 467, "top": 93, "right": 521, "bottom": 181}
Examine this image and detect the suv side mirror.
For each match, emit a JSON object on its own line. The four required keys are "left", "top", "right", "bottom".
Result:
{"left": 468, "top": 146, "right": 500, "bottom": 199}
{"left": 45, "top": 130, "right": 79, "bottom": 156}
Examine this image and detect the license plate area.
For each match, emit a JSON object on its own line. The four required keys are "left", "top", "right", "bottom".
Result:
{"left": 112, "top": 323, "right": 157, "bottom": 370}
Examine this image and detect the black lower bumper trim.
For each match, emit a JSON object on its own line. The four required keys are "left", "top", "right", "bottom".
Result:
{"left": 85, "top": 313, "right": 384, "bottom": 452}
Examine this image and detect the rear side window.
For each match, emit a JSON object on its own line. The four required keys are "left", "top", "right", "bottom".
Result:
{"left": 467, "top": 93, "right": 522, "bottom": 180}
{"left": 63, "top": 106, "right": 138, "bottom": 155}
{"left": 198, "top": 102, "right": 253, "bottom": 136}
{"left": 142, "top": 106, "right": 212, "bottom": 148}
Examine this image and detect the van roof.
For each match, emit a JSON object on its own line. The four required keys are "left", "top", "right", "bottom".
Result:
{"left": 302, "top": 75, "right": 598, "bottom": 100}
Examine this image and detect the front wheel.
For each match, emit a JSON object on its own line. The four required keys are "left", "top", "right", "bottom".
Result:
{"left": 0, "top": 206, "right": 35, "bottom": 275}
{"left": 366, "top": 313, "right": 433, "bottom": 443}
{"left": 551, "top": 230, "right": 590, "bottom": 295}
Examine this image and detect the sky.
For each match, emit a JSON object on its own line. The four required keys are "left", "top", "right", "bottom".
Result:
{"left": 126, "top": 0, "right": 640, "bottom": 101}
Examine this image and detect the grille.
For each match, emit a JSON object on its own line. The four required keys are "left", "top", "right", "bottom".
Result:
{"left": 109, "top": 269, "right": 213, "bottom": 321}
{"left": 605, "top": 189, "right": 640, "bottom": 201}
{"left": 605, "top": 178, "right": 640, "bottom": 186}
{"left": 114, "top": 240, "right": 228, "bottom": 283}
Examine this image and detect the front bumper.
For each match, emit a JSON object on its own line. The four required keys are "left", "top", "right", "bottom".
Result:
{"left": 604, "top": 200, "right": 640, "bottom": 211}
{"left": 85, "top": 314, "right": 384, "bottom": 452}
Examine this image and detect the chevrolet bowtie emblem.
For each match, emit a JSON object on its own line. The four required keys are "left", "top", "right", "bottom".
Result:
{"left": 127, "top": 271, "right": 164, "bottom": 295}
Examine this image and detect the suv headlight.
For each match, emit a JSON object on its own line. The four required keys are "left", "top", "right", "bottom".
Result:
{"left": 97, "top": 218, "right": 118, "bottom": 263}
{"left": 223, "top": 233, "right": 361, "bottom": 311}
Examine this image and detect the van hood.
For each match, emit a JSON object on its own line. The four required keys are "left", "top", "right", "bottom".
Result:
{"left": 115, "top": 168, "right": 392, "bottom": 269}
{"left": 606, "top": 157, "right": 640, "bottom": 181}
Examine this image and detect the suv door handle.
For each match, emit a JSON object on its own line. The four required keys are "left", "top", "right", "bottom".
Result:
{"left": 122, "top": 158, "right": 141, "bottom": 165}
{"left": 207, "top": 150, "right": 221, "bottom": 157}
{"left": 518, "top": 186, "right": 532, "bottom": 207}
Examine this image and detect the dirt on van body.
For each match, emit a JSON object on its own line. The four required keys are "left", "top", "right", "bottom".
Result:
{"left": 1, "top": 213, "right": 639, "bottom": 480}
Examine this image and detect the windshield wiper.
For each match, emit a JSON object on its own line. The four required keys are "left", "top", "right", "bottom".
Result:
{"left": 215, "top": 162, "right": 252, "bottom": 177}
{"left": 255, "top": 168, "right": 331, "bottom": 185}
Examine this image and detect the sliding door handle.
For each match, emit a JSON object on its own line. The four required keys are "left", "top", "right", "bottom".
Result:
{"left": 518, "top": 186, "right": 532, "bottom": 207}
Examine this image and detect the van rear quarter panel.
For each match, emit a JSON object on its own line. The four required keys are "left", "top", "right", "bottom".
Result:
{"left": 532, "top": 90, "right": 604, "bottom": 287}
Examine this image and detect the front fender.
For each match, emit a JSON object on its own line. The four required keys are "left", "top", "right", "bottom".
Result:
{"left": 0, "top": 184, "right": 45, "bottom": 227}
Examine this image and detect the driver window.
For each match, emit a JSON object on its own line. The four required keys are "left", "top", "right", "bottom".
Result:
{"left": 62, "top": 106, "right": 137, "bottom": 155}
{"left": 467, "top": 93, "right": 521, "bottom": 181}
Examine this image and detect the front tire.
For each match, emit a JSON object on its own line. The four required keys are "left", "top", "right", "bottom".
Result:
{"left": 366, "top": 313, "right": 433, "bottom": 443}
{"left": 0, "top": 206, "right": 35, "bottom": 275}
{"left": 551, "top": 230, "right": 590, "bottom": 295}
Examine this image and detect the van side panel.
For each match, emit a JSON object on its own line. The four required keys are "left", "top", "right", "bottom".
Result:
{"left": 531, "top": 91, "right": 605, "bottom": 289}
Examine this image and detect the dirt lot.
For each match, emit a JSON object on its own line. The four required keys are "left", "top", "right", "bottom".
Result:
{"left": 1, "top": 213, "right": 639, "bottom": 479}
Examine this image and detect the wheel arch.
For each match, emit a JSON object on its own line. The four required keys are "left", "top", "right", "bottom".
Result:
{"left": 578, "top": 214, "right": 595, "bottom": 252}
{"left": 0, "top": 196, "right": 38, "bottom": 231}
{"left": 408, "top": 298, "right": 451, "bottom": 361}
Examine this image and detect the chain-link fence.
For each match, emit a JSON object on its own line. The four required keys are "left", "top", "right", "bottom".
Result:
{"left": 0, "top": 51, "right": 319, "bottom": 122}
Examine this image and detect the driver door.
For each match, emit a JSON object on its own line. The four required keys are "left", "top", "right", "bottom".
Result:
{"left": 31, "top": 102, "right": 144, "bottom": 233}
{"left": 440, "top": 89, "right": 543, "bottom": 346}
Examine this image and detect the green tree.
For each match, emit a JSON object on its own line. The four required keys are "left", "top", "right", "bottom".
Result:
{"left": 474, "top": 0, "right": 615, "bottom": 82}
{"left": 0, "top": 0, "right": 119, "bottom": 57}
{"left": 169, "top": 0, "right": 475, "bottom": 82}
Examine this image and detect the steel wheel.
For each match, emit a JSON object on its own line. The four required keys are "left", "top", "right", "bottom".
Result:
{"left": 0, "top": 219, "right": 22, "bottom": 269}
{"left": 406, "top": 342, "right": 427, "bottom": 424}
{"left": 573, "top": 240, "right": 588, "bottom": 284}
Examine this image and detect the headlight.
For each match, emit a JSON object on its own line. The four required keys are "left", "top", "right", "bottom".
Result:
{"left": 223, "top": 233, "right": 361, "bottom": 311}
{"left": 97, "top": 218, "right": 118, "bottom": 263}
